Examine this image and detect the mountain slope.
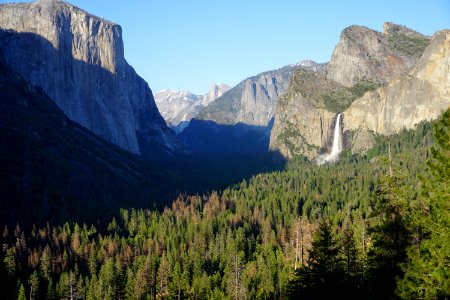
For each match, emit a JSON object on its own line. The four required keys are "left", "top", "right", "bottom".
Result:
{"left": 0, "top": 58, "right": 170, "bottom": 225}
{"left": 269, "top": 23, "right": 445, "bottom": 160}
{"left": 343, "top": 29, "right": 450, "bottom": 151}
{"left": 0, "top": 0, "right": 179, "bottom": 157}
{"left": 198, "top": 60, "right": 323, "bottom": 126}
{"left": 269, "top": 69, "right": 379, "bottom": 158}
{"left": 179, "top": 61, "right": 323, "bottom": 155}
{"left": 326, "top": 22, "right": 430, "bottom": 87}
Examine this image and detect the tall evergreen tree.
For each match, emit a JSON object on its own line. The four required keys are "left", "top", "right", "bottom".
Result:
{"left": 17, "top": 283, "right": 26, "bottom": 300}
{"left": 29, "top": 271, "right": 40, "bottom": 300}
{"left": 3, "top": 247, "right": 16, "bottom": 276}
{"left": 308, "top": 218, "right": 341, "bottom": 297}
{"left": 367, "top": 162, "right": 412, "bottom": 299}
{"left": 286, "top": 218, "right": 342, "bottom": 299}
{"left": 340, "top": 225, "right": 363, "bottom": 298}
{"left": 397, "top": 109, "right": 450, "bottom": 298}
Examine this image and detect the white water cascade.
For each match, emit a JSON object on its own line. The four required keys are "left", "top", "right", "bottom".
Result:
{"left": 317, "top": 114, "right": 343, "bottom": 165}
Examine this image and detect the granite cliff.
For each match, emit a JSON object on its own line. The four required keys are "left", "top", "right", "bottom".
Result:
{"left": 197, "top": 60, "right": 323, "bottom": 127}
{"left": 0, "top": 57, "right": 169, "bottom": 225}
{"left": 327, "top": 22, "right": 430, "bottom": 87}
{"left": 269, "top": 69, "right": 375, "bottom": 158}
{"left": 344, "top": 29, "right": 450, "bottom": 151}
{"left": 0, "top": 0, "right": 178, "bottom": 156}
{"left": 270, "top": 23, "right": 448, "bottom": 160}
{"left": 179, "top": 61, "right": 323, "bottom": 155}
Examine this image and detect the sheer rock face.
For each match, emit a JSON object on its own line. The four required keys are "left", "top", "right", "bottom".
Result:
{"left": 343, "top": 29, "right": 450, "bottom": 151}
{"left": 198, "top": 61, "right": 324, "bottom": 127}
{"left": 237, "top": 72, "right": 288, "bottom": 126}
{"left": 269, "top": 97, "right": 335, "bottom": 159}
{"left": 269, "top": 70, "right": 339, "bottom": 159}
{"left": 326, "top": 22, "right": 430, "bottom": 87}
{"left": 270, "top": 24, "right": 448, "bottom": 159}
{"left": 0, "top": 0, "right": 178, "bottom": 155}
{"left": 201, "top": 83, "right": 231, "bottom": 107}
{"left": 155, "top": 84, "right": 230, "bottom": 133}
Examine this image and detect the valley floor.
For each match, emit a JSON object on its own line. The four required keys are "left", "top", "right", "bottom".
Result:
{"left": 1, "top": 112, "right": 449, "bottom": 299}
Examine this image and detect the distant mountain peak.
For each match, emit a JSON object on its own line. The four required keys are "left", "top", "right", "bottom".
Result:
{"left": 154, "top": 83, "right": 230, "bottom": 133}
{"left": 202, "top": 83, "right": 230, "bottom": 106}
{"left": 292, "top": 60, "right": 318, "bottom": 67}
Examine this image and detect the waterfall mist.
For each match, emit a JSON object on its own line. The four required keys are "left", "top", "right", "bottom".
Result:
{"left": 317, "top": 114, "right": 343, "bottom": 165}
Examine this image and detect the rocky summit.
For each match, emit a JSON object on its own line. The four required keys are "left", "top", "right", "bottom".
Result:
{"left": 344, "top": 29, "right": 450, "bottom": 152}
{"left": 0, "top": 0, "right": 179, "bottom": 156}
{"left": 269, "top": 23, "right": 449, "bottom": 160}
{"left": 326, "top": 22, "right": 430, "bottom": 87}
{"left": 155, "top": 83, "right": 230, "bottom": 133}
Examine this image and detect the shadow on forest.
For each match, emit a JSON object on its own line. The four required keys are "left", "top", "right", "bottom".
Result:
{"left": 160, "top": 117, "right": 284, "bottom": 195}
{"left": 0, "top": 29, "right": 285, "bottom": 228}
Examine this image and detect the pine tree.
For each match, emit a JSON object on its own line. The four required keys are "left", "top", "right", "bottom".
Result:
{"left": 125, "top": 268, "right": 136, "bottom": 300}
{"left": 4, "top": 247, "right": 16, "bottom": 276}
{"left": 88, "top": 242, "right": 97, "bottom": 276}
{"left": 286, "top": 218, "right": 342, "bottom": 299}
{"left": 340, "top": 225, "right": 363, "bottom": 298}
{"left": 397, "top": 109, "right": 450, "bottom": 298}
{"left": 367, "top": 163, "right": 412, "bottom": 299}
{"left": 40, "top": 245, "right": 52, "bottom": 281}
{"left": 46, "top": 278, "right": 56, "bottom": 300}
{"left": 29, "top": 271, "right": 40, "bottom": 300}
{"left": 285, "top": 265, "right": 311, "bottom": 300}
{"left": 157, "top": 252, "right": 170, "bottom": 298}
{"left": 308, "top": 218, "right": 341, "bottom": 297}
{"left": 169, "top": 261, "right": 189, "bottom": 300}
{"left": 224, "top": 230, "right": 245, "bottom": 300}
{"left": 17, "top": 283, "right": 26, "bottom": 300}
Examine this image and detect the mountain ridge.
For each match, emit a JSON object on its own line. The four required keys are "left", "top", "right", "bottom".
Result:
{"left": 197, "top": 60, "right": 325, "bottom": 126}
{"left": 269, "top": 23, "right": 448, "bottom": 160}
{"left": 155, "top": 83, "right": 230, "bottom": 133}
{"left": 326, "top": 22, "right": 430, "bottom": 87}
{"left": 178, "top": 60, "right": 324, "bottom": 155}
{"left": 343, "top": 28, "right": 450, "bottom": 152}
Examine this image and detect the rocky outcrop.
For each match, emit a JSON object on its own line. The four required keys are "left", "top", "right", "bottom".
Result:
{"left": 269, "top": 70, "right": 345, "bottom": 158}
{"left": 198, "top": 61, "right": 324, "bottom": 126}
{"left": 270, "top": 24, "right": 448, "bottom": 160}
{"left": 179, "top": 61, "right": 324, "bottom": 156}
{"left": 201, "top": 83, "right": 231, "bottom": 107}
{"left": 0, "top": 0, "right": 178, "bottom": 155}
{"left": 154, "top": 83, "right": 230, "bottom": 133}
{"left": 343, "top": 29, "right": 450, "bottom": 151}
{"left": 326, "top": 22, "right": 430, "bottom": 87}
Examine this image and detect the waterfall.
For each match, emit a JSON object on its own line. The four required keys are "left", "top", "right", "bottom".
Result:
{"left": 317, "top": 114, "right": 342, "bottom": 165}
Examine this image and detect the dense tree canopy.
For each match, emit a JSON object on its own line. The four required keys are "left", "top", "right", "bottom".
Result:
{"left": 1, "top": 111, "right": 448, "bottom": 299}
{"left": 397, "top": 109, "right": 450, "bottom": 298}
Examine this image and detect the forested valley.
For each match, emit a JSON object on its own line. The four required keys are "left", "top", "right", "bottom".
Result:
{"left": 1, "top": 109, "right": 448, "bottom": 299}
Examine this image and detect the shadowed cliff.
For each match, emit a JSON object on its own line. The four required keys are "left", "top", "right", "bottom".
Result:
{"left": 0, "top": 0, "right": 181, "bottom": 157}
{"left": 0, "top": 43, "right": 177, "bottom": 226}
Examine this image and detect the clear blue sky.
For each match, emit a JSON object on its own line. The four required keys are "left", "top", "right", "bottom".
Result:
{"left": 2, "top": 0, "right": 450, "bottom": 94}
